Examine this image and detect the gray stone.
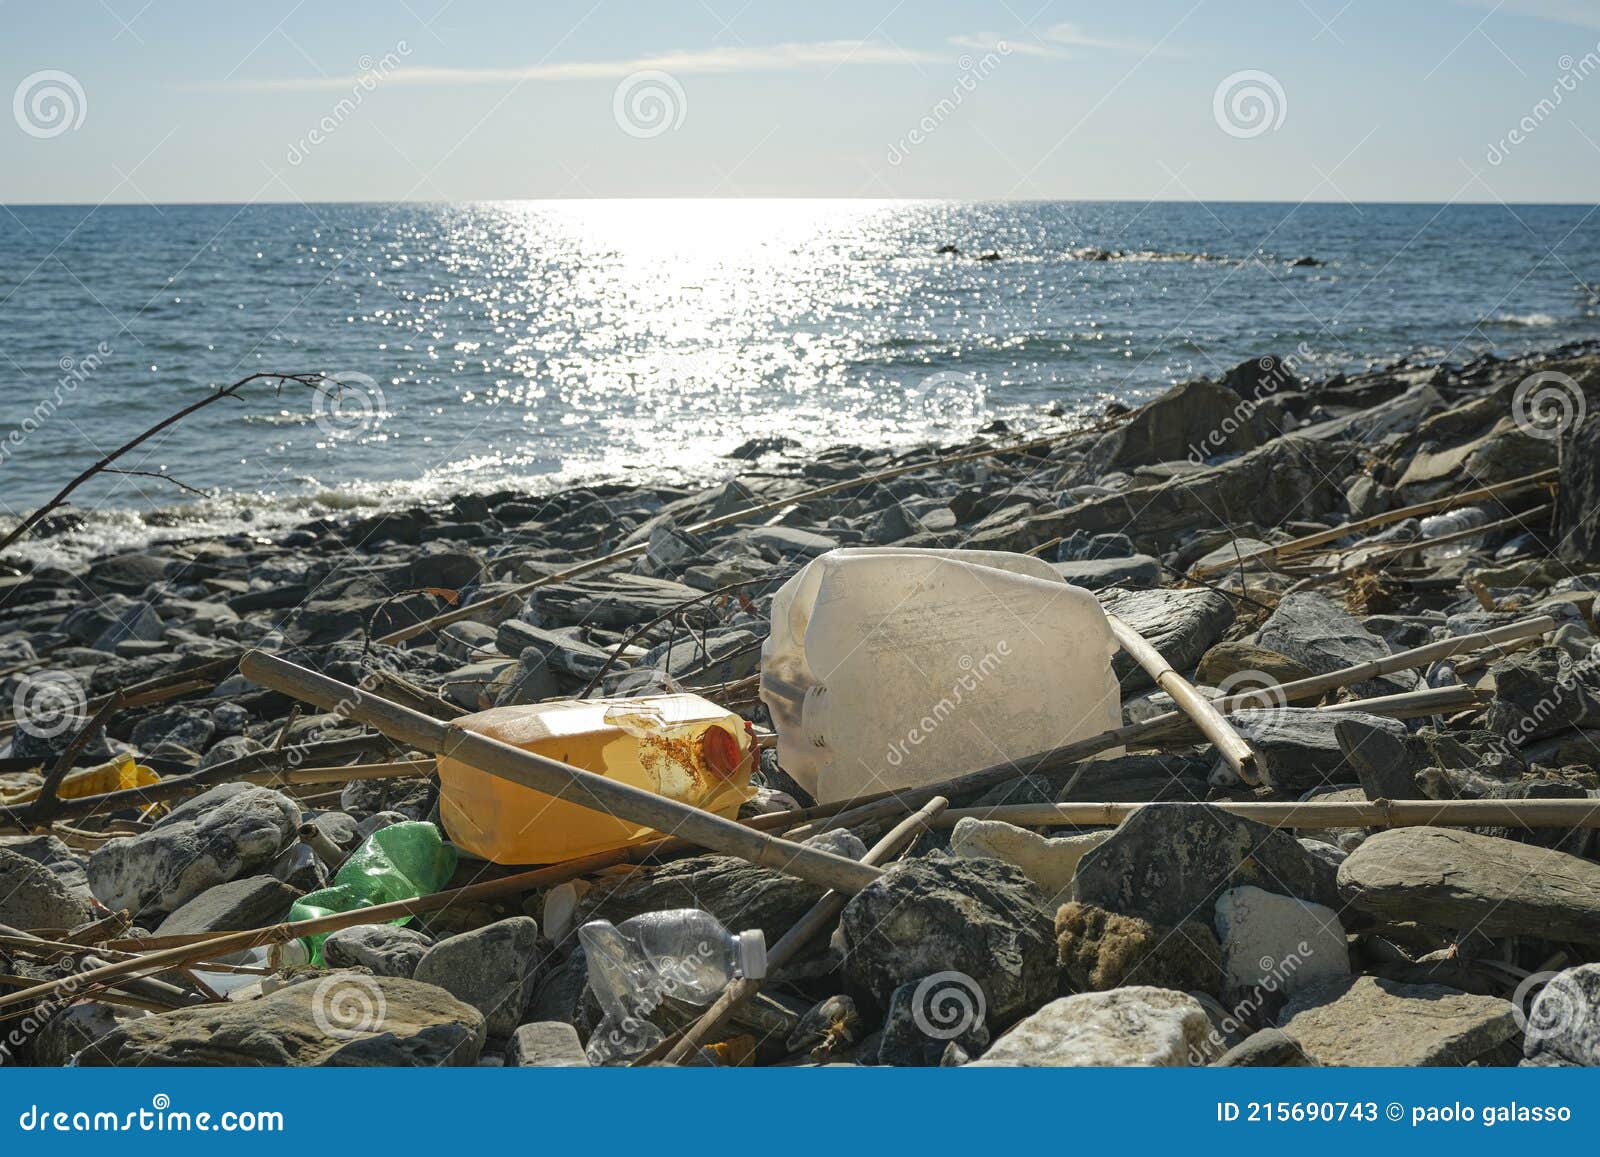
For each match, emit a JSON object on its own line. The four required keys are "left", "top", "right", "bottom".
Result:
{"left": 495, "top": 620, "right": 612, "bottom": 681}
{"left": 971, "top": 988, "right": 1220, "bottom": 1067}
{"left": 1337, "top": 827, "right": 1600, "bottom": 943}
{"left": 323, "top": 924, "right": 434, "bottom": 979}
{"left": 1073, "top": 802, "right": 1341, "bottom": 927}
{"left": 876, "top": 977, "right": 990, "bottom": 1066}
{"left": 1277, "top": 975, "right": 1517, "bottom": 1066}
{"left": 131, "top": 706, "right": 216, "bottom": 755}
{"left": 0, "top": 834, "right": 91, "bottom": 898}
{"left": 1522, "top": 963, "right": 1600, "bottom": 1067}
{"left": 1484, "top": 645, "right": 1600, "bottom": 743}
{"left": 838, "top": 854, "right": 1056, "bottom": 1027}
{"left": 506, "top": 1020, "right": 589, "bottom": 1066}
{"left": 1558, "top": 408, "right": 1600, "bottom": 563}
{"left": 87, "top": 783, "right": 300, "bottom": 918}
{"left": 1050, "top": 554, "right": 1161, "bottom": 590}
{"left": 742, "top": 526, "right": 840, "bottom": 559}
{"left": 1212, "top": 1027, "right": 1313, "bottom": 1066}
{"left": 90, "top": 601, "right": 164, "bottom": 653}
{"left": 77, "top": 974, "right": 485, "bottom": 1066}
{"left": 153, "top": 875, "right": 302, "bottom": 936}
{"left": 0, "top": 848, "right": 94, "bottom": 930}
{"left": 413, "top": 916, "right": 543, "bottom": 1039}
{"left": 1098, "top": 586, "right": 1235, "bottom": 691}
{"left": 1225, "top": 708, "right": 1409, "bottom": 793}
{"left": 1087, "top": 378, "right": 1271, "bottom": 472}
{"left": 1334, "top": 716, "right": 1424, "bottom": 800}
{"left": 1212, "top": 885, "right": 1349, "bottom": 997}
{"left": 1257, "top": 592, "right": 1413, "bottom": 697}
{"left": 28, "top": 1002, "right": 135, "bottom": 1067}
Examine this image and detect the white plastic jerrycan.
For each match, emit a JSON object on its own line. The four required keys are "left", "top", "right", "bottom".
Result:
{"left": 759, "top": 548, "right": 1121, "bottom": 803}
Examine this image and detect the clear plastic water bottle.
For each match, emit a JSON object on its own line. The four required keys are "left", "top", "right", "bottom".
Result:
{"left": 1418, "top": 506, "right": 1491, "bottom": 560}
{"left": 578, "top": 909, "right": 767, "bottom": 1064}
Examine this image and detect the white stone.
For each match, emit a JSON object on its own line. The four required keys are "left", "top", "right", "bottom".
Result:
{"left": 949, "top": 817, "right": 1109, "bottom": 905}
{"left": 971, "top": 987, "right": 1219, "bottom": 1067}
{"left": 1212, "top": 884, "right": 1349, "bottom": 996}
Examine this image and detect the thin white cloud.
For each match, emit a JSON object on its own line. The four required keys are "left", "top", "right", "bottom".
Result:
{"left": 1454, "top": 0, "right": 1600, "bottom": 32}
{"left": 950, "top": 22, "right": 1172, "bottom": 59}
{"left": 193, "top": 40, "right": 941, "bottom": 92}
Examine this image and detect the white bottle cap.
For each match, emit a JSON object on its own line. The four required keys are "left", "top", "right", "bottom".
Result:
{"left": 734, "top": 929, "right": 767, "bottom": 981}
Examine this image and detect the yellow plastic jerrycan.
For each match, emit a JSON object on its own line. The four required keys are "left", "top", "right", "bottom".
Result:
{"left": 436, "top": 693, "right": 757, "bottom": 864}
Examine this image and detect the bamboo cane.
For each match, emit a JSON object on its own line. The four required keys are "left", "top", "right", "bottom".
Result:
{"left": 238, "top": 651, "right": 880, "bottom": 894}
{"left": 648, "top": 796, "right": 950, "bottom": 1066}
{"left": 1188, "top": 468, "right": 1558, "bottom": 578}
{"left": 934, "top": 798, "right": 1600, "bottom": 830}
{"left": 1107, "top": 613, "right": 1258, "bottom": 783}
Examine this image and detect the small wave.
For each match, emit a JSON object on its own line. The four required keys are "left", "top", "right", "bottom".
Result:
{"left": 1066, "top": 246, "right": 1228, "bottom": 263}
{"left": 1483, "top": 312, "right": 1559, "bottom": 328}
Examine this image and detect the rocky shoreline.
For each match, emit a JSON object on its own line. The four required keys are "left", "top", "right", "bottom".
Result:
{"left": 2, "top": 338, "right": 1600, "bottom": 1068}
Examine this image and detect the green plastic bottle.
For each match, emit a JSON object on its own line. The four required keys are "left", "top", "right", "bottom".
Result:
{"left": 282, "top": 820, "right": 458, "bottom": 965}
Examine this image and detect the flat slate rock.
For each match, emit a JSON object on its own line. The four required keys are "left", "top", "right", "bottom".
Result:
{"left": 1277, "top": 975, "right": 1517, "bottom": 1066}
{"left": 1098, "top": 586, "right": 1235, "bottom": 691}
{"left": 153, "top": 875, "right": 302, "bottom": 936}
{"left": 1073, "top": 802, "right": 1341, "bottom": 927}
{"left": 1256, "top": 592, "right": 1413, "bottom": 697}
{"left": 77, "top": 975, "right": 485, "bottom": 1067}
{"left": 1225, "top": 708, "right": 1408, "bottom": 793}
{"left": 1337, "top": 826, "right": 1600, "bottom": 943}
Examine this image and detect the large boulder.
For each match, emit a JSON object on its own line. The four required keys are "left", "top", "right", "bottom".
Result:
{"left": 1256, "top": 593, "right": 1412, "bottom": 698}
{"left": 838, "top": 854, "right": 1056, "bottom": 1029}
{"left": 1087, "top": 378, "right": 1271, "bottom": 472}
{"left": 1337, "top": 827, "right": 1600, "bottom": 943}
{"left": 152, "top": 875, "right": 301, "bottom": 936}
{"left": 77, "top": 975, "right": 485, "bottom": 1066}
{"left": 971, "top": 988, "right": 1220, "bottom": 1066}
{"left": 413, "top": 917, "right": 543, "bottom": 1040}
{"left": 1277, "top": 975, "right": 1517, "bottom": 1066}
{"left": 1073, "top": 803, "right": 1341, "bottom": 927}
{"left": 1212, "top": 885, "right": 1349, "bottom": 998}
{"left": 87, "top": 784, "right": 299, "bottom": 918}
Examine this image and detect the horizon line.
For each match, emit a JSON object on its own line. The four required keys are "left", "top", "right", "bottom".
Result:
{"left": 5, "top": 195, "right": 1600, "bottom": 209}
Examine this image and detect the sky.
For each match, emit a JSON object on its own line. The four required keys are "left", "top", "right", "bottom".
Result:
{"left": 3, "top": 0, "right": 1600, "bottom": 203}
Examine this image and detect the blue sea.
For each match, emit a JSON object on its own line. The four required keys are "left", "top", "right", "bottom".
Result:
{"left": 1, "top": 199, "right": 1596, "bottom": 561}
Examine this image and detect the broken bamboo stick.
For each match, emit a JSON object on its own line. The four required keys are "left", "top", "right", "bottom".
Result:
{"left": 239, "top": 650, "right": 881, "bottom": 894}
{"left": 1187, "top": 467, "right": 1558, "bottom": 578}
{"left": 1285, "top": 504, "right": 1551, "bottom": 593}
{"left": 1107, "top": 613, "right": 1258, "bottom": 783}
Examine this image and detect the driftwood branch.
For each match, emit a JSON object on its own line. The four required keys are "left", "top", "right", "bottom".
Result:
{"left": 0, "top": 371, "right": 328, "bottom": 557}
